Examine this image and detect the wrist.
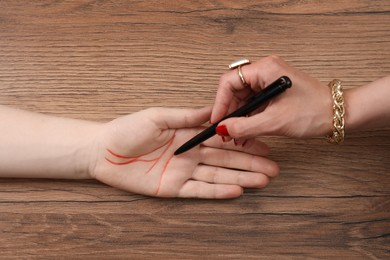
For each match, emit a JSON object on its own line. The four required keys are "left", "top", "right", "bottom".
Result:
{"left": 318, "top": 84, "right": 334, "bottom": 137}
{"left": 344, "top": 76, "right": 390, "bottom": 131}
{"left": 344, "top": 85, "right": 371, "bottom": 132}
{"left": 344, "top": 88, "right": 358, "bottom": 132}
{"left": 44, "top": 117, "right": 104, "bottom": 180}
{"left": 75, "top": 123, "right": 104, "bottom": 180}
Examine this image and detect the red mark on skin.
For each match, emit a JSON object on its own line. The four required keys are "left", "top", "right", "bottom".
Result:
{"left": 105, "top": 155, "right": 156, "bottom": 165}
{"left": 105, "top": 135, "right": 175, "bottom": 175}
{"left": 155, "top": 154, "right": 174, "bottom": 195}
{"left": 105, "top": 134, "right": 177, "bottom": 195}
{"left": 106, "top": 140, "right": 170, "bottom": 159}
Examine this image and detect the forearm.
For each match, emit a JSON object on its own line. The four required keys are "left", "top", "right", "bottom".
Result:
{"left": 0, "top": 105, "right": 101, "bottom": 179}
{"left": 345, "top": 76, "right": 390, "bottom": 131}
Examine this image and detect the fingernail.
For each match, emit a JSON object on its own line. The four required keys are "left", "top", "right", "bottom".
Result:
{"left": 216, "top": 125, "right": 230, "bottom": 137}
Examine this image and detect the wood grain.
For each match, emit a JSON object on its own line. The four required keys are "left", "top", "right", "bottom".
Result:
{"left": 0, "top": 1, "right": 389, "bottom": 259}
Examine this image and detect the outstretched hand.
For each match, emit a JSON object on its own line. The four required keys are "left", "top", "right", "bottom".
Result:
{"left": 91, "top": 107, "right": 278, "bottom": 199}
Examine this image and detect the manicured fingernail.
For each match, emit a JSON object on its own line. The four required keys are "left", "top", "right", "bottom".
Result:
{"left": 216, "top": 125, "right": 230, "bottom": 137}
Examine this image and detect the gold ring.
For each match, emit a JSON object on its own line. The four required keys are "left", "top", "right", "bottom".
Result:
{"left": 229, "top": 59, "right": 251, "bottom": 87}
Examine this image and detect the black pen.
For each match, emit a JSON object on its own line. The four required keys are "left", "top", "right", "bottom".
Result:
{"left": 174, "top": 76, "right": 292, "bottom": 155}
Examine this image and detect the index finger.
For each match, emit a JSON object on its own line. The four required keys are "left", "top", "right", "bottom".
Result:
{"left": 210, "top": 62, "right": 263, "bottom": 124}
{"left": 210, "top": 56, "right": 289, "bottom": 124}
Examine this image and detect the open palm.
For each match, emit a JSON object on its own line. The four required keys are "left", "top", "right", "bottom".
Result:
{"left": 92, "top": 107, "right": 278, "bottom": 199}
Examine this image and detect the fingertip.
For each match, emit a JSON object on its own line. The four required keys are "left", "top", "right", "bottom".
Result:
{"left": 270, "top": 161, "right": 280, "bottom": 178}
{"left": 210, "top": 108, "right": 225, "bottom": 124}
{"left": 216, "top": 124, "right": 230, "bottom": 137}
{"left": 212, "top": 184, "right": 243, "bottom": 199}
{"left": 263, "top": 160, "right": 280, "bottom": 178}
{"left": 253, "top": 174, "right": 270, "bottom": 189}
{"left": 219, "top": 185, "right": 243, "bottom": 199}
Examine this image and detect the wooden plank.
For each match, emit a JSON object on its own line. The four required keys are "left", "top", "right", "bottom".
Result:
{"left": 0, "top": 0, "right": 389, "bottom": 258}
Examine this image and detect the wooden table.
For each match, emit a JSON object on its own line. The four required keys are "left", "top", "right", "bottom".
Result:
{"left": 0, "top": 1, "right": 389, "bottom": 258}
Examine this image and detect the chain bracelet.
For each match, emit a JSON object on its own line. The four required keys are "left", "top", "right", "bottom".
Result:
{"left": 327, "top": 79, "right": 345, "bottom": 144}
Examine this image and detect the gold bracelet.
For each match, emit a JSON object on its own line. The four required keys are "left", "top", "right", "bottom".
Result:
{"left": 327, "top": 79, "right": 345, "bottom": 144}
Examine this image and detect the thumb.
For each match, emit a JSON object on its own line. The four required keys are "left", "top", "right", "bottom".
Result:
{"left": 153, "top": 106, "right": 212, "bottom": 129}
{"left": 217, "top": 113, "right": 275, "bottom": 139}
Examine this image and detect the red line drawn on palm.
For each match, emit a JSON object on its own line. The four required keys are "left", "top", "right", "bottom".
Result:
{"left": 105, "top": 135, "right": 175, "bottom": 195}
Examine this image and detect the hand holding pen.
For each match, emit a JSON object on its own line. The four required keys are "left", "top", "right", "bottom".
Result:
{"left": 175, "top": 75, "right": 291, "bottom": 155}
{"left": 211, "top": 55, "right": 390, "bottom": 145}
{"left": 210, "top": 55, "right": 336, "bottom": 141}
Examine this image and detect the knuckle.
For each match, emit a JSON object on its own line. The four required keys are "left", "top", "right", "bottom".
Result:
{"left": 218, "top": 73, "right": 230, "bottom": 87}
{"left": 224, "top": 150, "right": 234, "bottom": 166}
{"left": 267, "top": 54, "right": 282, "bottom": 63}
{"left": 229, "top": 119, "right": 246, "bottom": 138}
{"left": 144, "top": 107, "right": 160, "bottom": 116}
{"left": 183, "top": 111, "right": 191, "bottom": 127}
{"left": 258, "top": 55, "right": 285, "bottom": 73}
{"left": 193, "top": 182, "right": 201, "bottom": 198}
{"left": 213, "top": 166, "right": 221, "bottom": 183}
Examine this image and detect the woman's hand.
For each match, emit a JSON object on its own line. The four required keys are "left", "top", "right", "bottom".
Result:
{"left": 91, "top": 107, "right": 278, "bottom": 199}
{"left": 211, "top": 55, "right": 333, "bottom": 139}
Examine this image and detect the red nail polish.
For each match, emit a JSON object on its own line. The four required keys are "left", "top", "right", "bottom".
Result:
{"left": 216, "top": 125, "right": 230, "bottom": 137}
